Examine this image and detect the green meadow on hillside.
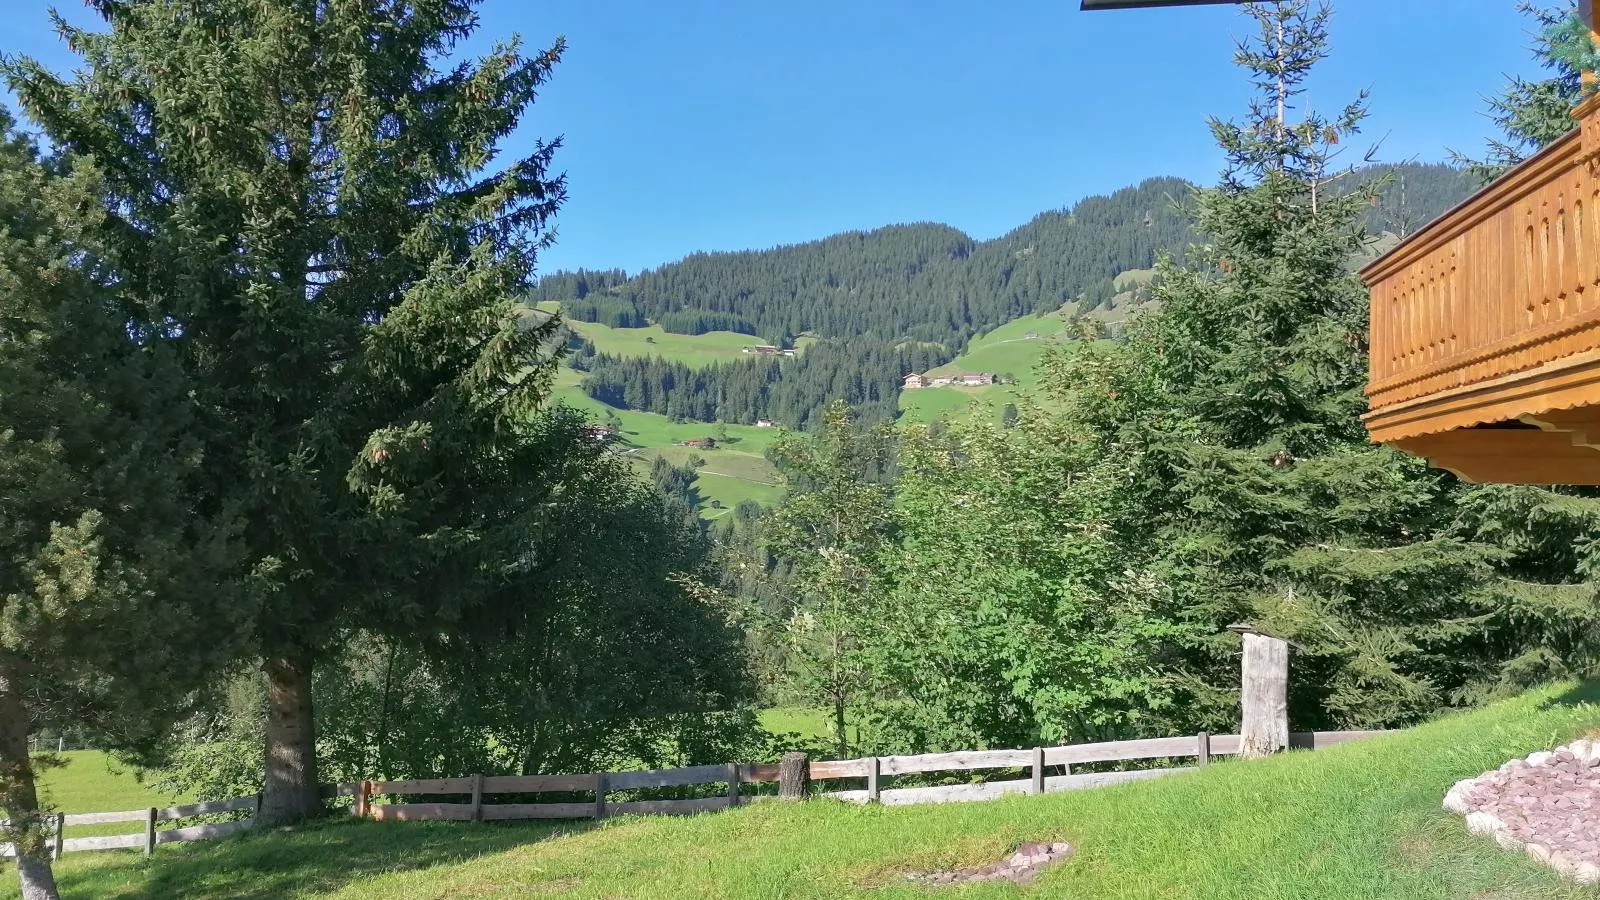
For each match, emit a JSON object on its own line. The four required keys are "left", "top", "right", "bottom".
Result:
{"left": 546, "top": 369, "right": 785, "bottom": 518}
{"left": 29, "top": 681, "right": 1600, "bottom": 899}
{"left": 631, "top": 445, "right": 783, "bottom": 518}
{"left": 898, "top": 313, "right": 1079, "bottom": 424}
{"left": 536, "top": 300, "right": 813, "bottom": 368}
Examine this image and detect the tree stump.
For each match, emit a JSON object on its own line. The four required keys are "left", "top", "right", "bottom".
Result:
{"left": 778, "top": 752, "right": 809, "bottom": 800}
{"left": 1231, "top": 624, "right": 1289, "bottom": 759}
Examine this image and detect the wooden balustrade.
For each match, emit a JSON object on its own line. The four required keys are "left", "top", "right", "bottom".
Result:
{"left": 1361, "top": 94, "right": 1600, "bottom": 482}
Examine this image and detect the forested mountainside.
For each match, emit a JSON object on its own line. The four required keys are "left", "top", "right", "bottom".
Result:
{"left": 532, "top": 177, "right": 1194, "bottom": 349}
{"left": 532, "top": 163, "right": 1476, "bottom": 351}
{"left": 1353, "top": 162, "right": 1480, "bottom": 238}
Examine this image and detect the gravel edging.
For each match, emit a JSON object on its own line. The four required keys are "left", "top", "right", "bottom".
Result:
{"left": 1443, "top": 738, "right": 1600, "bottom": 884}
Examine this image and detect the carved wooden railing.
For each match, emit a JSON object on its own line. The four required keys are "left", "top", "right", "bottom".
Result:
{"left": 1362, "top": 95, "right": 1600, "bottom": 445}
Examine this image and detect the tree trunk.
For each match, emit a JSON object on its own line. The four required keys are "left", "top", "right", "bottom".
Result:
{"left": 258, "top": 655, "right": 321, "bottom": 826}
{"left": 0, "top": 672, "right": 59, "bottom": 900}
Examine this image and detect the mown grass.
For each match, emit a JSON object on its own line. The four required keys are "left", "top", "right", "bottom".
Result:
{"left": 35, "top": 751, "right": 181, "bottom": 816}
{"left": 33, "top": 751, "right": 188, "bottom": 841}
{"left": 31, "top": 681, "right": 1600, "bottom": 899}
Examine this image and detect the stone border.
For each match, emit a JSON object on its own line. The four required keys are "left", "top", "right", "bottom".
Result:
{"left": 1443, "top": 738, "right": 1600, "bottom": 884}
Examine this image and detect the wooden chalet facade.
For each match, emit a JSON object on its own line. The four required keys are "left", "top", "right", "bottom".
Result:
{"left": 1360, "top": 12, "right": 1600, "bottom": 485}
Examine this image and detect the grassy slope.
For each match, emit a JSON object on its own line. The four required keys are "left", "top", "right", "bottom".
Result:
{"left": 38, "top": 681, "right": 1600, "bottom": 900}
{"left": 547, "top": 366, "right": 785, "bottom": 519}
{"left": 899, "top": 313, "right": 1074, "bottom": 424}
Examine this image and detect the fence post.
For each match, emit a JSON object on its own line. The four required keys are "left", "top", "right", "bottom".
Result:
{"left": 1197, "top": 731, "right": 1211, "bottom": 766}
{"left": 593, "top": 773, "right": 607, "bottom": 821}
{"left": 725, "top": 763, "right": 741, "bottom": 809}
{"left": 1230, "top": 624, "right": 1290, "bottom": 759}
{"left": 866, "top": 757, "right": 881, "bottom": 804}
{"left": 143, "top": 807, "right": 156, "bottom": 856}
{"left": 470, "top": 774, "right": 484, "bottom": 822}
{"left": 52, "top": 813, "right": 63, "bottom": 860}
{"left": 777, "top": 752, "right": 809, "bottom": 801}
{"left": 351, "top": 781, "right": 368, "bottom": 818}
{"left": 1030, "top": 747, "right": 1044, "bottom": 795}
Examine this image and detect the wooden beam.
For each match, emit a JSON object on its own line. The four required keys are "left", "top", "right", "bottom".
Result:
{"left": 1520, "top": 407, "right": 1600, "bottom": 447}
{"left": 1393, "top": 429, "right": 1600, "bottom": 485}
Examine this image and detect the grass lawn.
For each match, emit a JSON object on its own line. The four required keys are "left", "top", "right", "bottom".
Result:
{"left": 35, "top": 751, "right": 181, "bottom": 815}
{"left": 757, "top": 707, "right": 831, "bottom": 742}
{"left": 32, "top": 680, "right": 1600, "bottom": 899}
{"left": 32, "top": 751, "right": 188, "bottom": 840}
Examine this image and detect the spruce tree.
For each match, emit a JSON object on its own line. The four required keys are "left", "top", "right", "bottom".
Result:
{"left": 0, "top": 113, "right": 249, "bottom": 900}
{"left": 6, "top": 0, "right": 568, "bottom": 823}
{"left": 1051, "top": 0, "right": 1597, "bottom": 731}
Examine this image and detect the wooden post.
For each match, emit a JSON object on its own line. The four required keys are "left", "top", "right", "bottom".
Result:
{"left": 777, "top": 752, "right": 809, "bottom": 800}
{"left": 351, "top": 781, "right": 369, "bottom": 818}
{"left": 865, "top": 757, "right": 880, "bottom": 804}
{"left": 52, "top": 813, "right": 63, "bottom": 861}
{"left": 470, "top": 774, "right": 484, "bottom": 822}
{"left": 253, "top": 792, "right": 264, "bottom": 823}
{"left": 1230, "top": 624, "right": 1289, "bottom": 759}
{"left": 1030, "top": 747, "right": 1044, "bottom": 795}
{"left": 725, "top": 763, "right": 741, "bottom": 809}
{"left": 593, "top": 773, "right": 608, "bottom": 820}
{"left": 143, "top": 807, "right": 157, "bottom": 856}
{"left": 1197, "top": 731, "right": 1211, "bottom": 767}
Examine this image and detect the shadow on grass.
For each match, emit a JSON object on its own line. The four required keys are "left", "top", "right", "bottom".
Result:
{"left": 1539, "top": 679, "right": 1600, "bottom": 711}
{"left": 56, "top": 817, "right": 593, "bottom": 900}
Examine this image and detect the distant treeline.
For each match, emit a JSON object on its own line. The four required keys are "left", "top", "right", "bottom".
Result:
{"left": 529, "top": 165, "right": 1475, "bottom": 353}
{"left": 579, "top": 339, "right": 949, "bottom": 430}
{"left": 562, "top": 297, "right": 646, "bottom": 328}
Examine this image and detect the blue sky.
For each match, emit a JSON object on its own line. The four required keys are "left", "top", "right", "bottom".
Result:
{"left": 1, "top": 1, "right": 1545, "bottom": 274}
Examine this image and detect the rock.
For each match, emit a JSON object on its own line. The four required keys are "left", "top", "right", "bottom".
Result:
{"left": 1576, "top": 862, "right": 1600, "bottom": 885}
{"left": 1528, "top": 752, "right": 1557, "bottom": 767}
{"left": 1466, "top": 811, "right": 1501, "bottom": 834}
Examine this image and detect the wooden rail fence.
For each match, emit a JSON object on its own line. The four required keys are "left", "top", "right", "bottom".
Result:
{"left": 23, "top": 729, "right": 1390, "bottom": 855}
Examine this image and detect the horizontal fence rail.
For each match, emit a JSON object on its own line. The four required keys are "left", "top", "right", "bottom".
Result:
{"left": 19, "top": 729, "right": 1392, "bottom": 855}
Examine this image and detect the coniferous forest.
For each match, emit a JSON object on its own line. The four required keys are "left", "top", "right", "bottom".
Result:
{"left": 1, "top": 1, "right": 1595, "bottom": 897}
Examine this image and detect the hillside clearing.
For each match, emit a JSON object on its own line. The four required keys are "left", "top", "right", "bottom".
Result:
{"left": 31, "top": 681, "right": 1600, "bottom": 899}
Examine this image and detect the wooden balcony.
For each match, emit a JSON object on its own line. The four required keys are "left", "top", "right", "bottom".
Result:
{"left": 1360, "top": 94, "right": 1600, "bottom": 484}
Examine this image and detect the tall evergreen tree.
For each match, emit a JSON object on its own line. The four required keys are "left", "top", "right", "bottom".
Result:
{"left": 7, "top": 0, "right": 568, "bottom": 823}
{"left": 0, "top": 114, "right": 249, "bottom": 900}
{"left": 1052, "top": 0, "right": 1599, "bottom": 732}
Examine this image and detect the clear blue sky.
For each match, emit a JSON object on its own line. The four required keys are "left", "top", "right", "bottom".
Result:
{"left": 1, "top": 1, "right": 1545, "bottom": 274}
